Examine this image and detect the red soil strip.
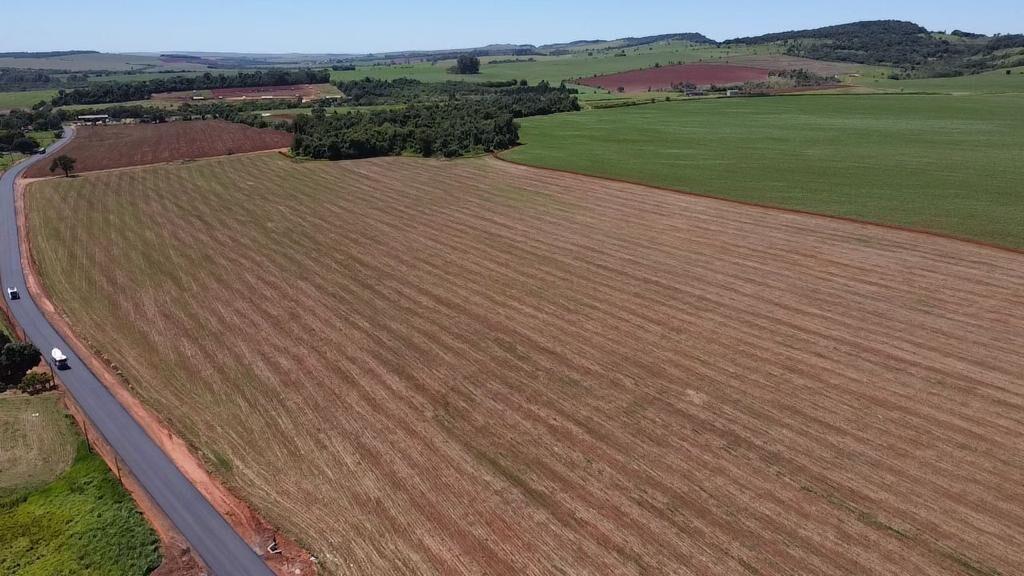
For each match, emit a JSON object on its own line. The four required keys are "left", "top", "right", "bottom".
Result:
{"left": 578, "top": 63, "right": 771, "bottom": 92}
{"left": 24, "top": 121, "right": 293, "bottom": 178}
{"left": 15, "top": 177, "right": 317, "bottom": 576}
{"left": 211, "top": 84, "right": 321, "bottom": 99}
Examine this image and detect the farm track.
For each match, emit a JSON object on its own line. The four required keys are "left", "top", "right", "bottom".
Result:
{"left": 26, "top": 153, "right": 1024, "bottom": 575}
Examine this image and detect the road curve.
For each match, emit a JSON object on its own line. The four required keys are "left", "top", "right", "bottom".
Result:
{"left": 0, "top": 126, "right": 275, "bottom": 576}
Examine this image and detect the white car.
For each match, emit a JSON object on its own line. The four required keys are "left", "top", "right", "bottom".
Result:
{"left": 6, "top": 287, "right": 19, "bottom": 300}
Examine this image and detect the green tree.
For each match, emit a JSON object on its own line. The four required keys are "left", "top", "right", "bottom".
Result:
{"left": 0, "top": 341, "right": 42, "bottom": 390}
{"left": 451, "top": 54, "right": 480, "bottom": 74}
{"left": 49, "top": 154, "right": 76, "bottom": 177}
{"left": 12, "top": 136, "right": 40, "bottom": 154}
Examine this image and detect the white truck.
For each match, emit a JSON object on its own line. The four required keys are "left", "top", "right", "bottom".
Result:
{"left": 51, "top": 348, "right": 69, "bottom": 370}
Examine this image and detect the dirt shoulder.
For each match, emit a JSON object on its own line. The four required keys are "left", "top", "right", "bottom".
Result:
{"left": 16, "top": 177, "right": 316, "bottom": 576}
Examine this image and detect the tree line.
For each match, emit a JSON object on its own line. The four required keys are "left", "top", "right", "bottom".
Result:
{"left": 724, "top": 20, "right": 1024, "bottom": 76}
{"left": 50, "top": 69, "right": 331, "bottom": 106}
{"left": 335, "top": 77, "right": 550, "bottom": 106}
{"left": 0, "top": 129, "right": 46, "bottom": 154}
{"left": 292, "top": 83, "right": 578, "bottom": 160}
{"left": 0, "top": 332, "right": 53, "bottom": 396}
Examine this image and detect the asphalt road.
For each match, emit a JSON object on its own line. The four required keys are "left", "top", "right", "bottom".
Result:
{"left": 0, "top": 126, "right": 275, "bottom": 576}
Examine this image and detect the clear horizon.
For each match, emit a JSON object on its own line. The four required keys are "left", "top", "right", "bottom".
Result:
{"left": 2, "top": 0, "right": 1022, "bottom": 54}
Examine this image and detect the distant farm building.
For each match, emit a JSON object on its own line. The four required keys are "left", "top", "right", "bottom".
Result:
{"left": 75, "top": 114, "right": 110, "bottom": 125}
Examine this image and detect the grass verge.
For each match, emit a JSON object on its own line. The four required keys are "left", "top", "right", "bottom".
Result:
{"left": 0, "top": 438, "right": 161, "bottom": 575}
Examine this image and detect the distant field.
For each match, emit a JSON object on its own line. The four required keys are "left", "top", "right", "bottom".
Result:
{"left": 727, "top": 54, "right": 881, "bottom": 76}
{"left": 851, "top": 66, "right": 1024, "bottom": 94}
{"left": 0, "top": 89, "right": 57, "bottom": 111}
{"left": 331, "top": 42, "right": 775, "bottom": 87}
{"left": 579, "top": 63, "right": 770, "bottom": 92}
{"left": 81, "top": 69, "right": 245, "bottom": 83}
{"left": 504, "top": 93, "right": 1024, "bottom": 248}
{"left": 27, "top": 152, "right": 1024, "bottom": 575}
{"left": 210, "top": 82, "right": 340, "bottom": 100}
{"left": 24, "top": 121, "right": 292, "bottom": 177}
{"left": 0, "top": 52, "right": 206, "bottom": 72}
{"left": 0, "top": 394, "right": 77, "bottom": 495}
{"left": 58, "top": 98, "right": 182, "bottom": 112}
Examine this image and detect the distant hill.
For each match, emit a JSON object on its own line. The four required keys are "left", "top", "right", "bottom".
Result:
{"left": 0, "top": 50, "right": 100, "bottom": 59}
{"left": 539, "top": 33, "right": 716, "bottom": 52}
{"left": 365, "top": 33, "right": 716, "bottom": 62}
{"left": 724, "top": 20, "right": 1024, "bottom": 76}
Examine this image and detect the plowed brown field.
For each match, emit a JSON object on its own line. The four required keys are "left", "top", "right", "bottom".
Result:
{"left": 26, "top": 153, "right": 1024, "bottom": 575}
{"left": 25, "top": 121, "right": 292, "bottom": 177}
{"left": 579, "top": 63, "right": 770, "bottom": 92}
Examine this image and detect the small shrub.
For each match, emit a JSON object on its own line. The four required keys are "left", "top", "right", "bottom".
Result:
{"left": 19, "top": 370, "right": 56, "bottom": 395}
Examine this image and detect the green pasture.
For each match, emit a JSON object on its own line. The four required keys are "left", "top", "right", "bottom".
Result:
{"left": 504, "top": 93, "right": 1024, "bottom": 248}
{"left": 0, "top": 90, "right": 57, "bottom": 111}
{"left": 851, "top": 66, "right": 1024, "bottom": 94}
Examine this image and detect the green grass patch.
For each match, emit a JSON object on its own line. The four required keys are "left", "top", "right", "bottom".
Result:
{"left": 852, "top": 67, "right": 1024, "bottom": 94}
{"left": 0, "top": 153, "right": 26, "bottom": 175}
{"left": 0, "top": 394, "right": 77, "bottom": 495}
{"left": 26, "top": 130, "right": 57, "bottom": 149}
{"left": 0, "top": 439, "right": 161, "bottom": 576}
{"left": 0, "top": 89, "right": 57, "bottom": 111}
{"left": 504, "top": 93, "right": 1024, "bottom": 248}
{"left": 1, "top": 131, "right": 59, "bottom": 175}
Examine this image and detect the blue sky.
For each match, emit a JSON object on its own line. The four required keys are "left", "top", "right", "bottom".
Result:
{"left": 3, "top": 0, "right": 1022, "bottom": 54}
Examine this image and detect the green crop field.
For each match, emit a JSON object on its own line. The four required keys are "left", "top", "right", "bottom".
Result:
{"left": 331, "top": 42, "right": 773, "bottom": 88}
{"left": 851, "top": 66, "right": 1024, "bottom": 94}
{"left": 503, "top": 93, "right": 1024, "bottom": 248}
{"left": 0, "top": 437, "right": 161, "bottom": 576}
{"left": 0, "top": 89, "right": 58, "bottom": 111}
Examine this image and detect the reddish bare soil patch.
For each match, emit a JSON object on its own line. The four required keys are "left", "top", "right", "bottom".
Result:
{"left": 211, "top": 84, "right": 321, "bottom": 99}
{"left": 25, "top": 121, "right": 292, "bottom": 177}
{"left": 726, "top": 54, "right": 865, "bottom": 77}
{"left": 151, "top": 90, "right": 208, "bottom": 102}
{"left": 25, "top": 154, "right": 1024, "bottom": 575}
{"left": 579, "top": 63, "right": 770, "bottom": 92}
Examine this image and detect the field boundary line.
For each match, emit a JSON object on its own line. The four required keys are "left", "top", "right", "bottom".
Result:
{"left": 16, "top": 176, "right": 317, "bottom": 576}
{"left": 22, "top": 146, "right": 291, "bottom": 181}
{"left": 490, "top": 153, "right": 1024, "bottom": 256}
